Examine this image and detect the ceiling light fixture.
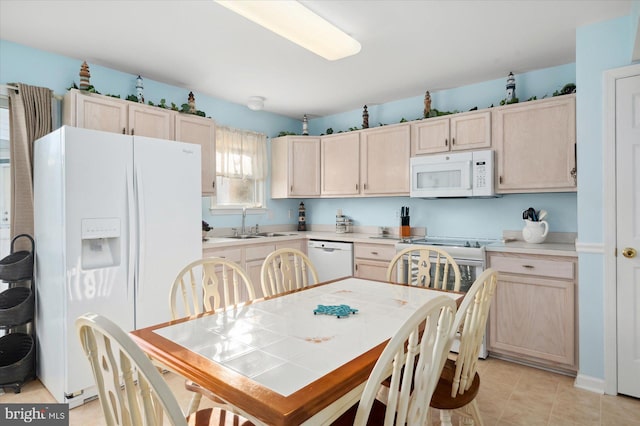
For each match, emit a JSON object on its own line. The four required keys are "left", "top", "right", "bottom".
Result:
{"left": 247, "top": 96, "right": 265, "bottom": 111}
{"left": 215, "top": 0, "right": 361, "bottom": 61}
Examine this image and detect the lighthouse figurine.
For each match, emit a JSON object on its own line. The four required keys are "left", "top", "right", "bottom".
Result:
{"left": 136, "top": 75, "right": 144, "bottom": 103}
{"left": 506, "top": 72, "right": 516, "bottom": 103}
{"left": 302, "top": 114, "right": 309, "bottom": 135}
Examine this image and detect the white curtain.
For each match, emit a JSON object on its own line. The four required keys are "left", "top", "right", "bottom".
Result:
{"left": 215, "top": 126, "right": 267, "bottom": 179}
{"left": 8, "top": 83, "right": 53, "bottom": 251}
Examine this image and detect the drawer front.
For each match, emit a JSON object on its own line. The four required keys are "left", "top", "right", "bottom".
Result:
{"left": 204, "top": 248, "right": 242, "bottom": 263}
{"left": 246, "top": 244, "right": 276, "bottom": 261}
{"left": 489, "top": 254, "right": 574, "bottom": 280}
{"left": 354, "top": 243, "right": 396, "bottom": 262}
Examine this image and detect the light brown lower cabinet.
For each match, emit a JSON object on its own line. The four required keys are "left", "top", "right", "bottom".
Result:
{"left": 204, "top": 239, "right": 306, "bottom": 300}
{"left": 353, "top": 242, "right": 396, "bottom": 281}
{"left": 488, "top": 252, "right": 577, "bottom": 373}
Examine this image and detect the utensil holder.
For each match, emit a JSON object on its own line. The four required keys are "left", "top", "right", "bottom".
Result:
{"left": 522, "top": 219, "right": 549, "bottom": 243}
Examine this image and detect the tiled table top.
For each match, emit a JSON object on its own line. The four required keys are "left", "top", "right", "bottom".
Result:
{"left": 153, "top": 277, "right": 460, "bottom": 397}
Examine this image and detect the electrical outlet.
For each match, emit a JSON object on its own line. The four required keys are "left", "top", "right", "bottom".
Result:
{"left": 267, "top": 210, "right": 274, "bottom": 220}
{"left": 395, "top": 209, "right": 400, "bottom": 219}
{"left": 288, "top": 209, "right": 292, "bottom": 219}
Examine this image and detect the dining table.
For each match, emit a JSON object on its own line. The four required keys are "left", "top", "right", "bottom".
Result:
{"left": 130, "top": 277, "right": 462, "bottom": 426}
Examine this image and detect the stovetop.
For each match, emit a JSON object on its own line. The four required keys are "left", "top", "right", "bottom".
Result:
{"left": 396, "top": 236, "right": 498, "bottom": 261}
{"left": 407, "top": 237, "right": 495, "bottom": 248}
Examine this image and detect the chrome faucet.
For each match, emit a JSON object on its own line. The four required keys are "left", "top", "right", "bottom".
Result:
{"left": 241, "top": 207, "right": 247, "bottom": 235}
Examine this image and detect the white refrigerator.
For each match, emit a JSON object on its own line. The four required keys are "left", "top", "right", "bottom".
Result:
{"left": 34, "top": 126, "right": 201, "bottom": 407}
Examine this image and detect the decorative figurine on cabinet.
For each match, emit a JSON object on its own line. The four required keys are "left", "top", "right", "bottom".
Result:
{"left": 136, "top": 75, "right": 144, "bottom": 103}
{"left": 506, "top": 72, "right": 516, "bottom": 103}
{"left": 302, "top": 114, "right": 309, "bottom": 135}
{"left": 362, "top": 105, "right": 369, "bottom": 129}
{"left": 79, "top": 61, "right": 91, "bottom": 90}
{"left": 298, "top": 201, "right": 306, "bottom": 231}
{"left": 188, "top": 91, "right": 196, "bottom": 113}
{"left": 423, "top": 91, "right": 431, "bottom": 118}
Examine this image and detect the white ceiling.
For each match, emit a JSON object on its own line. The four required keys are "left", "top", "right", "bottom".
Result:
{"left": 0, "top": 0, "right": 632, "bottom": 119}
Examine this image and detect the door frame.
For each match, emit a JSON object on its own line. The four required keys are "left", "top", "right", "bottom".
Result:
{"left": 603, "top": 63, "right": 640, "bottom": 395}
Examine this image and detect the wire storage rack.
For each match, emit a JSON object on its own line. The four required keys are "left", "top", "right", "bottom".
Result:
{"left": 0, "top": 234, "right": 35, "bottom": 393}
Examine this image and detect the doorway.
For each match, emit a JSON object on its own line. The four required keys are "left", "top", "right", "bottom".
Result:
{"left": 603, "top": 63, "right": 640, "bottom": 397}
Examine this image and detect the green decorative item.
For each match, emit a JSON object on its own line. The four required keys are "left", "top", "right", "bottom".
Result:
{"left": 277, "top": 131, "right": 297, "bottom": 137}
{"left": 326, "top": 128, "right": 334, "bottom": 134}
{"left": 126, "top": 94, "right": 138, "bottom": 102}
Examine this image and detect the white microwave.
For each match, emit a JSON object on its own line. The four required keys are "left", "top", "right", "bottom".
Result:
{"left": 410, "top": 150, "right": 495, "bottom": 198}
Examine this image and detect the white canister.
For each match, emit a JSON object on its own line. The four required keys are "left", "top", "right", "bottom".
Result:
{"left": 522, "top": 219, "right": 549, "bottom": 243}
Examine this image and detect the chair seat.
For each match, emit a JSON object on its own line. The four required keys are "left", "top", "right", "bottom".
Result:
{"left": 430, "top": 358, "right": 480, "bottom": 410}
{"left": 187, "top": 407, "right": 254, "bottom": 426}
{"left": 330, "top": 398, "right": 388, "bottom": 425}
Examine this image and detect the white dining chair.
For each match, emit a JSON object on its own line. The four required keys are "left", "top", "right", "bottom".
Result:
{"left": 429, "top": 268, "right": 499, "bottom": 426}
{"left": 386, "top": 246, "right": 462, "bottom": 291}
{"left": 169, "top": 257, "right": 256, "bottom": 415}
{"left": 331, "top": 295, "right": 457, "bottom": 425}
{"left": 76, "top": 312, "right": 253, "bottom": 426}
{"left": 260, "top": 248, "right": 319, "bottom": 297}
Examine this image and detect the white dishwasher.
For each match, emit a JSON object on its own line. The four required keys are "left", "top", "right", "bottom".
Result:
{"left": 307, "top": 240, "right": 354, "bottom": 282}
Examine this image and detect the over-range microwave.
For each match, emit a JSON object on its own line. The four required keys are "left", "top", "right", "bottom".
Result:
{"left": 410, "top": 149, "right": 495, "bottom": 198}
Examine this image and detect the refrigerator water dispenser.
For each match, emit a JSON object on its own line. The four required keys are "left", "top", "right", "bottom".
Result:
{"left": 81, "top": 218, "right": 121, "bottom": 269}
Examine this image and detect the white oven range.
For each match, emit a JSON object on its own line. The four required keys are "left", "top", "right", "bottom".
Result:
{"left": 395, "top": 236, "right": 496, "bottom": 358}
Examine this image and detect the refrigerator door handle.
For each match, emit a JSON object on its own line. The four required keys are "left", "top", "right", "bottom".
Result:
{"left": 126, "top": 167, "right": 136, "bottom": 301}
{"left": 134, "top": 164, "right": 146, "bottom": 298}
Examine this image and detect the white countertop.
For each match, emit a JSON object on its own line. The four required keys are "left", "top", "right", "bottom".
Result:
{"left": 203, "top": 227, "right": 577, "bottom": 257}
{"left": 485, "top": 240, "right": 577, "bottom": 257}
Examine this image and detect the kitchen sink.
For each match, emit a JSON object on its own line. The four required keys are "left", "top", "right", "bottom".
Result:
{"left": 255, "top": 232, "right": 290, "bottom": 237}
{"left": 224, "top": 235, "right": 261, "bottom": 239}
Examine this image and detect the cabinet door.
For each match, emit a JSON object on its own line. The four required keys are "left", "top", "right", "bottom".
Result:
{"left": 321, "top": 133, "right": 360, "bottom": 196}
{"left": 128, "top": 104, "right": 173, "bottom": 139}
{"left": 175, "top": 114, "right": 216, "bottom": 196}
{"left": 493, "top": 95, "right": 576, "bottom": 193}
{"left": 450, "top": 111, "right": 491, "bottom": 151}
{"left": 361, "top": 124, "right": 410, "bottom": 195}
{"left": 410, "top": 117, "right": 450, "bottom": 155}
{"left": 289, "top": 137, "right": 321, "bottom": 197}
{"left": 488, "top": 273, "right": 575, "bottom": 369}
{"left": 354, "top": 259, "right": 389, "bottom": 281}
{"left": 75, "top": 92, "right": 128, "bottom": 134}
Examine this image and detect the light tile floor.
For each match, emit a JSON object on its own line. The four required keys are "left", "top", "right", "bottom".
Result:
{"left": 1, "top": 357, "right": 639, "bottom": 425}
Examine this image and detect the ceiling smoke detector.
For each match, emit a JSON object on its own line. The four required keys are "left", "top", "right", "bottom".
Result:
{"left": 247, "top": 96, "right": 265, "bottom": 111}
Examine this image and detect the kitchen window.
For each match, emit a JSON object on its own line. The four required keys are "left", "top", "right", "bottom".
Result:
{"left": 212, "top": 126, "right": 267, "bottom": 209}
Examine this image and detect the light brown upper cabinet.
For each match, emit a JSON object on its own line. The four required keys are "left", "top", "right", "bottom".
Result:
{"left": 320, "top": 132, "right": 360, "bottom": 197}
{"left": 271, "top": 136, "right": 321, "bottom": 198}
{"left": 64, "top": 89, "right": 173, "bottom": 139}
{"left": 321, "top": 124, "right": 410, "bottom": 197}
{"left": 175, "top": 114, "right": 216, "bottom": 196}
{"left": 410, "top": 110, "right": 491, "bottom": 156}
{"left": 360, "top": 123, "right": 410, "bottom": 196}
{"left": 493, "top": 95, "right": 576, "bottom": 193}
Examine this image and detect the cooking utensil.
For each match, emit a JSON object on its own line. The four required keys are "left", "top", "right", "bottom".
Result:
{"left": 538, "top": 209, "right": 548, "bottom": 221}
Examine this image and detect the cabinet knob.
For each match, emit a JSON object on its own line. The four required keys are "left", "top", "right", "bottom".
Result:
{"left": 131, "top": 129, "right": 135, "bottom": 136}
{"left": 522, "top": 265, "right": 534, "bottom": 269}
{"left": 212, "top": 181, "right": 215, "bottom": 189}
{"left": 622, "top": 247, "right": 637, "bottom": 259}
{"left": 122, "top": 127, "right": 126, "bottom": 134}
{"left": 452, "top": 137, "right": 455, "bottom": 145}
{"left": 445, "top": 138, "right": 448, "bottom": 147}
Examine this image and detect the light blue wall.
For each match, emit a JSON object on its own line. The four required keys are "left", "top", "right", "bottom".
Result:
{"left": 575, "top": 15, "right": 635, "bottom": 381}
{"left": 0, "top": 40, "right": 302, "bottom": 230}
{"left": 309, "top": 65, "right": 575, "bottom": 135}
{"left": 305, "top": 64, "right": 578, "bottom": 239}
